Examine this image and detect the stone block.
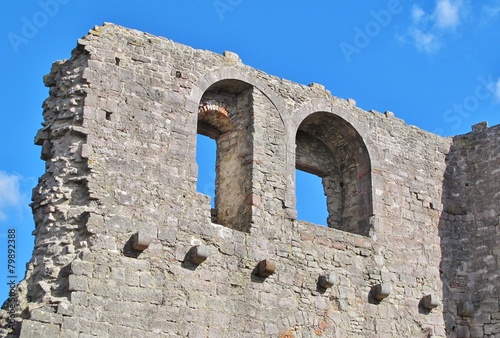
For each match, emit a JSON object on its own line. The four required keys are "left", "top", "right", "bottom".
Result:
{"left": 108, "top": 325, "right": 132, "bottom": 338}
{"left": 60, "top": 329, "right": 79, "bottom": 338}
{"left": 30, "top": 308, "right": 63, "bottom": 324}
{"left": 19, "top": 320, "right": 60, "bottom": 338}
{"left": 308, "top": 83, "right": 325, "bottom": 90}
{"left": 371, "top": 283, "right": 391, "bottom": 301}
{"left": 454, "top": 325, "right": 470, "bottom": 338}
{"left": 131, "top": 231, "right": 152, "bottom": 251}
{"left": 70, "top": 260, "right": 93, "bottom": 277}
{"left": 40, "top": 140, "right": 52, "bottom": 160}
{"left": 187, "top": 244, "right": 209, "bottom": 265}
{"left": 318, "top": 272, "right": 336, "bottom": 289}
{"left": 258, "top": 259, "right": 276, "bottom": 278}
{"left": 223, "top": 51, "right": 241, "bottom": 62}
{"left": 469, "top": 325, "right": 484, "bottom": 337}
{"left": 484, "top": 322, "right": 500, "bottom": 335}
{"left": 34, "top": 128, "right": 49, "bottom": 146}
{"left": 421, "top": 294, "right": 440, "bottom": 310}
{"left": 91, "top": 321, "right": 110, "bottom": 337}
{"left": 68, "top": 275, "right": 88, "bottom": 291}
{"left": 479, "top": 299, "right": 499, "bottom": 312}
{"left": 458, "top": 301, "right": 475, "bottom": 317}
{"left": 61, "top": 316, "right": 79, "bottom": 331}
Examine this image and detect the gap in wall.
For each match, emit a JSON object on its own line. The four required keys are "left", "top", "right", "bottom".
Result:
{"left": 295, "top": 169, "right": 328, "bottom": 226}
{"left": 196, "top": 134, "right": 216, "bottom": 208}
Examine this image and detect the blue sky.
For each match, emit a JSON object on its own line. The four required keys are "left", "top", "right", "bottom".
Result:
{"left": 1, "top": 0, "right": 499, "bottom": 301}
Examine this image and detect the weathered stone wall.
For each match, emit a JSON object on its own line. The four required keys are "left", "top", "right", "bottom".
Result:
{"left": 1, "top": 23, "right": 498, "bottom": 337}
{"left": 440, "top": 123, "right": 500, "bottom": 337}
{"left": 0, "top": 48, "right": 93, "bottom": 337}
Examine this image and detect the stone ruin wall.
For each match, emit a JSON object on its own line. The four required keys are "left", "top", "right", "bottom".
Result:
{"left": 440, "top": 123, "right": 500, "bottom": 337}
{"left": 1, "top": 23, "right": 499, "bottom": 337}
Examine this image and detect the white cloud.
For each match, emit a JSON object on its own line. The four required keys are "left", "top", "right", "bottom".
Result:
{"left": 410, "top": 29, "right": 440, "bottom": 53}
{"left": 496, "top": 79, "right": 500, "bottom": 101}
{"left": 0, "top": 171, "right": 23, "bottom": 221}
{"left": 435, "top": 0, "right": 462, "bottom": 29}
{"left": 403, "top": 0, "right": 465, "bottom": 53}
{"left": 412, "top": 6, "right": 426, "bottom": 23}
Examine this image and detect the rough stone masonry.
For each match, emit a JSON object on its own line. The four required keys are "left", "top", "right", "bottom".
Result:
{"left": 1, "top": 23, "right": 499, "bottom": 338}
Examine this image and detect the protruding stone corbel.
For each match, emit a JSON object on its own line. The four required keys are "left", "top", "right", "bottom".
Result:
{"left": 131, "top": 231, "right": 152, "bottom": 251}
{"left": 187, "top": 244, "right": 209, "bottom": 265}
{"left": 257, "top": 259, "right": 276, "bottom": 278}
{"left": 421, "top": 294, "right": 440, "bottom": 310}
{"left": 318, "top": 272, "right": 336, "bottom": 289}
{"left": 34, "top": 128, "right": 49, "bottom": 146}
{"left": 370, "top": 283, "right": 391, "bottom": 301}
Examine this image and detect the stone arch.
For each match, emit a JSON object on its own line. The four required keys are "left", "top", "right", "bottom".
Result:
{"left": 292, "top": 100, "right": 375, "bottom": 235}
{"left": 188, "top": 68, "right": 293, "bottom": 230}
{"left": 197, "top": 100, "right": 233, "bottom": 138}
{"left": 186, "top": 67, "right": 288, "bottom": 128}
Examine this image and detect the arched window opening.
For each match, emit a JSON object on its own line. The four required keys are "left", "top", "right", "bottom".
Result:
{"left": 295, "top": 168, "right": 328, "bottom": 226}
{"left": 295, "top": 112, "right": 372, "bottom": 235}
{"left": 196, "top": 79, "right": 254, "bottom": 231}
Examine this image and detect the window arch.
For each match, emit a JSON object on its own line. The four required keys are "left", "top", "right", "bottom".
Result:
{"left": 196, "top": 80, "right": 253, "bottom": 232}
{"left": 295, "top": 112, "right": 372, "bottom": 235}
